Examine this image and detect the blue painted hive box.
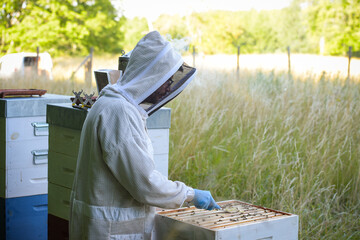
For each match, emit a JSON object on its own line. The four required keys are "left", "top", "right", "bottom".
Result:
{"left": 0, "top": 194, "right": 48, "bottom": 240}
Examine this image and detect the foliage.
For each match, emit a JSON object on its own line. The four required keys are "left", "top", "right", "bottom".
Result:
{"left": 120, "top": 17, "right": 148, "bottom": 52}
{"left": 154, "top": 9, "right": 306, "bottom": 54}
{"left": 1, "top": 0, "right": 124, "bottom": 56}
{"left": 154, "top": 14, "right": 188, "bottom": 40}
{"left": 152, "top": 0, "right": 359, "bottom": 56}
{"left": 276, "top": 0, "right": 312, "bottom": 53}
{"left": 303, "top": 0, "right": 360, "bottom": 56}
{"left": 1, "top": 0, "right": 359, "bottom": 57}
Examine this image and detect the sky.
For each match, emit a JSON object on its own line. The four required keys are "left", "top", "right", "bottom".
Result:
{"left": 116, "top": 0, "right": 293, "bottom": 20}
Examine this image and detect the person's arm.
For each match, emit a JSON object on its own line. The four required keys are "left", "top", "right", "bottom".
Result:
{"left": 98, "top": 105, "right": 190, "bottom": 209}
{"left": 98, "top": 104, "right": 220, "bottom": 210}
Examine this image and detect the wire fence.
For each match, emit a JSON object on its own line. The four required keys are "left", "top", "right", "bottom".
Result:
{"left": 184, "top": 46, "right": 359, "bottom": 80}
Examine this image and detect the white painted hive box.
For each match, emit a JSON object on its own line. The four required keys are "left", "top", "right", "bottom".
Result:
{"left": 155, "top": 200, "right": 298, "bottom": 240}
{"left": 0, "top": 94, "right": 70, "bottom": 198}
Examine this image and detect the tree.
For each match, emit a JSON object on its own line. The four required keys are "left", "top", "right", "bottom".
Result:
{"left": 276, "top": 0, "right": 312, "bottom": 53}
{"left": 120, "top": 17, "right": 148, "bottom": 52}
{"left": 1, "top": 0, "right": 124, "bottom": 55}
{"left": 304, "top": 0, "right": 360, "bottom": 55}
{"left": 154, "top": 14, "right": 189, "bottom": 40}
{"left": 1, "top": 0, "right": 28, "bottom": 28}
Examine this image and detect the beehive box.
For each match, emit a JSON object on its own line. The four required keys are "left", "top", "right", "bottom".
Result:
{"left": 0, "top": 194, "right": 48, "bottom": 239}
{"left": 0, "top": 94, "right": 70, "bottom": 239}
{"left": 0, "top": 94, "right": 70, "bottom": 198}
{"left": 155, "top": 200, "right": 298, "bottom": 240}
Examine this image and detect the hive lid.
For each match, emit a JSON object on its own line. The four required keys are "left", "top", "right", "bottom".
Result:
{"left": 47, "top": 103, "right": 171, "bottom": 130}
{"left": 0, "top": 94, "right": 71, "bottom": 118}
{"left": 0, "top": 89, "right": 47, "bottom": 98}
{"left": 47, "top": 103, "right": 88, "bottom": 130}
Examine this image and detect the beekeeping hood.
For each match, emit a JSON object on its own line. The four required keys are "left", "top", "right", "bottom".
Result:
{"left": 101, "top": 31, "right": 196, "bottom": 117}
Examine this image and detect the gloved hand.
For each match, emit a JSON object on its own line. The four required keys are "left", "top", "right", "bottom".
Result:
{"left": 192, "top": 189, "right": 221, "bottom": 210}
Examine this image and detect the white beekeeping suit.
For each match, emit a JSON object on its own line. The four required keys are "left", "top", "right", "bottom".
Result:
{"left": 69, "top": 31, "right": 197, "bottom": 240}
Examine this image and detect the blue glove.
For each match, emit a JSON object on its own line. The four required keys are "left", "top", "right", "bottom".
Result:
{"left": 192, "top": 189, "right": 221, "bottom": 210}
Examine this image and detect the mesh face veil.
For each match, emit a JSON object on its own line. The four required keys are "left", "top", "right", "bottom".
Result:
{"left": 105, "top": 31, "right": 196, "bottom": 117}
{"left": 140, "top": 62, "right": 196, "bottom": 116}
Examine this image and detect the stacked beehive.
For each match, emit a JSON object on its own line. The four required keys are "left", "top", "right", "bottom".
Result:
{"left": 0, "top": 94, "right": 70, "bottom": 240}
{"left": 46, "top": 103, "right": 171, "bottom": 239}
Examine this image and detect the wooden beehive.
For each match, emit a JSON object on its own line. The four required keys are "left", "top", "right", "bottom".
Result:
{"left": 155, "top": 200, "right": 298, "bottom": 240}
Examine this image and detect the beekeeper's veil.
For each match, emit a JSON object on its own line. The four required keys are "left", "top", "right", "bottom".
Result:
{"left": 107, "top": 31, "right": 196, "bottom": 116}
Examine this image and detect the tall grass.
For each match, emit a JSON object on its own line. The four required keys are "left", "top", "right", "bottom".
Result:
{"left": 1, "top": 57, "right": 359, "bottom": 239}
{"left": 168, "top": 69, "right": 360, "bottom": 239}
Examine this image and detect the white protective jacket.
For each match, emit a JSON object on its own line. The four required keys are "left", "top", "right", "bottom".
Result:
{"left": 69, "top": 31, "right": 195, "bottom": 240}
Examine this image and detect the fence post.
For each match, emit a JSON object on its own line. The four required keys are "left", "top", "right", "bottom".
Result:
{"left": 347, "top": 46, "right": 352, "bottom": 80}
{"left": 287, "top": 46, "right": 291, "bottom": 78}
{"left": 237, "top": 46, "right": 240, "bottom": 72}
{"left": 85, "top": 47, "right": 94, "bottom": 88}
{"left": 192, "top": 46, "right": 196, "bottom": 67}
{"left": 36, "top": 46, "right": 40, "bottom": 76}
{"left": 1, "top": 29, "right": 4, "bottom": 47}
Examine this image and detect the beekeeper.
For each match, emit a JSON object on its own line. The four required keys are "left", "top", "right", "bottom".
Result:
{"left": 69, "top": 31, "right": 220, "bottom": 240}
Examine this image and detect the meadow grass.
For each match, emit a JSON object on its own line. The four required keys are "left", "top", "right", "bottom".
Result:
{"left": 167, "top": 68, "right": 360, "bottom": 240}
{"left": 1, "top": 56, "right": 359, "bottom": 239}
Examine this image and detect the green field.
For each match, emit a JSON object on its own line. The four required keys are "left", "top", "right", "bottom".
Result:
{"left": 168, "top": 67, "right": 360, "bottom": 239}
{"left": 1, "top": 56, "right": 359, "bottom": 239}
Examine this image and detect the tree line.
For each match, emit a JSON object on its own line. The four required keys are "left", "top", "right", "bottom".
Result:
{"left": 1, "top": 0, "right": 125, "bottom": 56}
{"left": 1, "top": 0, "right": 359, "bottom": 57}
